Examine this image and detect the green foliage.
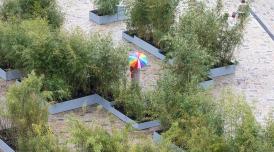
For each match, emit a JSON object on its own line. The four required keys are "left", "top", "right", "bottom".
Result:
{"left": 3, "top": 72, "right": 66, "bottom": 151}
{"left": 114, "top": 83, "right": 158, "bottom": 122}
{"left": 176, "top": 1, "right": 248, "bottom": 66}
{"left": 263, "top": 118, "right": 274, "bottom": 151}
{"left": 0, "top": 19, "right": 127, "bottom": 101}
{"left": 0, "top": 20, "right": 27, "bottom": 69}
{"left": 69, "top": 117, "right": 130, "bottom": 152}
{"left": 6, "top": 72, "right": 48, "bottom": 132}
{"left": 0, "top": 0, "right": 64, "bottom": 28}
{"left": 127, "top": 0, "right": 178, "bottom": 48}
{"left": 68, "top": 117, "right": 170, "bottom": 152}
{"left": 160, "top": 89, "right": 274, "bottom": 152}
{"left": 166, "top": 34, "right": 213, "bottom": 85}
{"left": 18, "top": 124, "right": 68, "bottom": 152}
{"left": 94, "top": 0, "right": 120, "bottom": 15}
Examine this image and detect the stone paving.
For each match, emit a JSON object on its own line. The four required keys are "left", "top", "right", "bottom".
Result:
{"left": 213, "top": 16, "right": 274, "bottom": 124}
{"left": 251, "top": 0, "right": 274, "bottom": 35}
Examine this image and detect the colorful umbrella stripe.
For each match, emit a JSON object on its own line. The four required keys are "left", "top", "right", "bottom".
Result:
{"left": 129, "top": 52, "right": 148, "bottom": 69}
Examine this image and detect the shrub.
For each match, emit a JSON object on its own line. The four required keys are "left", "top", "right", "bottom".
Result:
{"left": 160, "top": 89, "right": 274, "bottom": 152}
{"left": 176, "top": 1, "right": 249, "bottom": 66}
{"left": 166, "top": 34, "right": 213, "bottom": 85}
{"left": 68, "top": 117, "right": 130, "bottom": 152}
{"left": 0, "top": 0, "right": 63, "bottom": 28}
{"left": 93, "top": 0, "right": 120, "bottom": 15}
{"left": 6, "top": 72, "right": 48, "bottom": 133}
{"left": 0, "top": 20, "right": 28, "bottom": 69}
{"left": 18, "top": 124, "right": 68, "bottom": 152}
{"left": 2, "top": 72, "right": 67, "bottom": 151}
{"left": 68, "top": 117, "right": 170, "bottom": 152}
{"left": 127, "top": 0, "right": 178, "bottom": 48}
{"left": 114, "top": 83, "right": 158, "bottom": 122}
{"left": 0, "top": 18, "right": 127, "bottom": 101}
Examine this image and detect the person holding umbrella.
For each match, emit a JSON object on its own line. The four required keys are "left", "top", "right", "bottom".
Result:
{"left": 128, "top": 51, "right": 148, "bottom": 85}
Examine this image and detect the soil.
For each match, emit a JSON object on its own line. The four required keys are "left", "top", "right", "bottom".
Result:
{"left": 0, "top": 128, "right": 17, "bottom": 150}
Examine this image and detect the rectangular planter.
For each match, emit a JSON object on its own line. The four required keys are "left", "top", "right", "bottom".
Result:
{"left": 209, "top": 64, "right": 236, "bottom": 78}
{"left": 0, "top": 68, "right": 21, "bottom": 81}
{"left": 122, "top": 31, "right": 166, "bottom": 60}
{"left": 199, "top": 78, "right": 214, "bottom": 89}
{"left": 0, "top": 139, "right": 14, "bottom": 152}
{"left": 95, "top": 94, "right": 161, "bottom": 130}
{"left": 48, "top": 95, "right": 98, "bottom": 114}
{"left": 89, "top": 5, "right": 127, "bottom": 25}
{"left": 152, "top": 131, "right": 184, "bottom": 152}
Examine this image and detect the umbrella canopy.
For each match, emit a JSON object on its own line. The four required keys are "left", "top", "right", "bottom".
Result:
{"left": 129, "top": 51, "right": 148, "bottom": 69}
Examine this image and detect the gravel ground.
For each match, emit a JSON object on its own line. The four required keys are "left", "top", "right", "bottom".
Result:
{"left": 49, "top": 104, "right": 159, "bottom": 150}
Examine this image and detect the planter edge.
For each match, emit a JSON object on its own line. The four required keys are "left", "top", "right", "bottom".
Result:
{"left": 0, "top": 68, "right": 21, "bottom": 81}
{"left": 95, "top": 94, "right": 161, "bottom": 130}
{"left": 48, "top": 95, "right": 98, "bottom": 114}
{"left": 0, "top": 139, "right": 14, "bottom": 152}
{"left": 209, "top": 64, "right": 236, "bottom": 78}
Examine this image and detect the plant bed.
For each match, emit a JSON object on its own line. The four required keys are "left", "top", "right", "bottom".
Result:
{"left": 152, "top": 131, "right": 184, "bottom": 152}
{"left": 199, "top": 77, "right": 214, "bottom": 89}
{"left": 94, "top": 94, "right": 161, "bottom": 130}
{"left": 48, "top": 94, "right": 99, "bottom": 114}
{"left": 209, "top": 62, "right": 236, "bottom": 78}
{"left": 0, "top": 68, "right": 21, "bottom": 81}
{"left": 122, "top": 31, "right": 166, "bottom": 60}
{"left": 0, "top": 128, "right": 16, "bottom": 152}
{"left": 89, "top": 5, "right": 127, "bottom": 25}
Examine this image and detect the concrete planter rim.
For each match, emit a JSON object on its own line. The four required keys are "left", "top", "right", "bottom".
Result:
{"left": 0, "top": 138, "right": 15, "bottom": 152}
{"left": 209, "top": 62, "right": 236, "bottom": 78}
{"left": 0, "top": 68, "right": 22, "bottom": 81}
{"left": 122, "top": 31, "right": 166, "bottom": 60}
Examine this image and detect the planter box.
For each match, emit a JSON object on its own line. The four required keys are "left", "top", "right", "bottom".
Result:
{"left": 0, "top": 139, "right": 14, "bottom": 152}
{"left": 122, "top": 31, "right": 166, "bottom": 60}
{"left": 48, "top": 95, "right": 98, "bottom": 114}
{"left": 95, "top": 94, "right": 161, "bottom": 130}
{"left": 89, "top": 5, "right": 127, "bottom": 25}
{"left": 199, "top": 78, "right": 214, "bottom": 89}
{"left": 49, "top": 94, "right": 160, "bottom": 130}
{"left": 152, "top": 131, "right": 184, "bottom": 152}
{"left": 0, "top": 68, "right": 21, "bottom": 81}
{"left": 209, "top": 64, "right": 236, "bottom": 78}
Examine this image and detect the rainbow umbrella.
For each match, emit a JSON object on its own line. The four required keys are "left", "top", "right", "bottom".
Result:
{"left": 129, "top": 52, "right": 148, "bottom": 69}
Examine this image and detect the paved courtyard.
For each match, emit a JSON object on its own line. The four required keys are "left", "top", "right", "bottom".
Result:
{"left": 56, "top": 0, "right": 274, "bottom": 123}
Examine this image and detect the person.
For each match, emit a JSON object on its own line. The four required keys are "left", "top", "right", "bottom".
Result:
{"left": 130, "top": 66, "right": 134, "bottom": 78}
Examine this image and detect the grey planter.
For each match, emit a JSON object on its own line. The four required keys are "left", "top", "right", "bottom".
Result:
{"left": 95, "top": 95, "right": 161, "bottom": 130}
{"left": 0, "top": 139, "right": 14, "bottom": 152}
{"left": 209, "top": 64, "right": 236, "bottom": 78}
{"left": 48, "top": 95, "right": 98, "bottom": 114}
{"left": 48, "top": 94, "right": 160, "bottom": 130}
{"left": 122, "top": 31, "right": 166, "bottom": 60}
{"left": 199, "top": 78, "right": 214, "bottom": 89}
{"left": 89, "top": 5, "right": 127, "bottom": 25}
{"left": 152, "top": 132, "right": 184, "bottom": 152}
{"left": 0, "top": 68, "right": 21, "bottom": 81}
{"left": 122, "top": 31, "right": 134, "bottom": 43}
